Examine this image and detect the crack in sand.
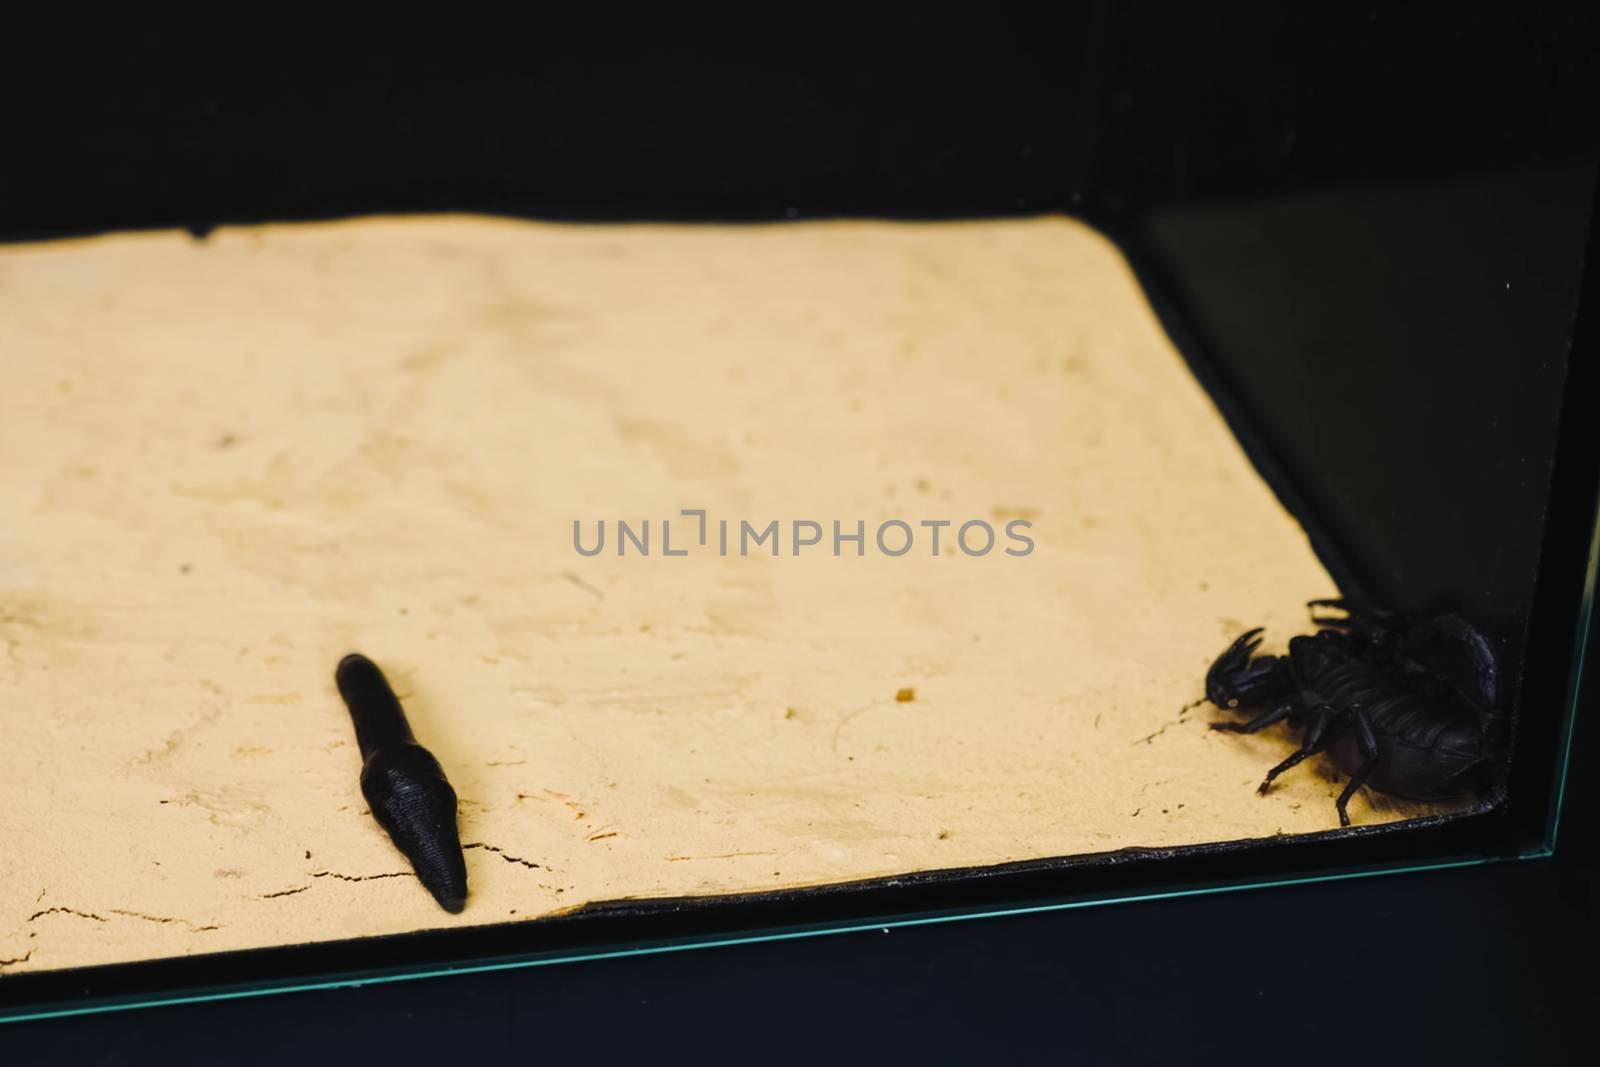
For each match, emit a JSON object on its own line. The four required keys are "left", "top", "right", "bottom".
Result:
{"left": 463, "top": 842, "right": 542, "bottom": 869}
{"left": 311, "top": 870, "right": 414, "bottom": 883}
{"left": 259, "top": 886, "right": 311, "bottom": 899}
{"left": 23, "top": 906, "right": 218, "bottom": 932}
{"left": 1134, "top": 699, "right": 1209, "bottom": 745}
{"left": 108, "top": 909, "right": 220, "bottom": 932}
{"left": 28, "top": 907, "right": 107, "bottom": 923}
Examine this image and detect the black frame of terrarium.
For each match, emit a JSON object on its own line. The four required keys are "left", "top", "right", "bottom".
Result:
{"left": 2, "top": 7, "right": 1596, "bottom": 1020}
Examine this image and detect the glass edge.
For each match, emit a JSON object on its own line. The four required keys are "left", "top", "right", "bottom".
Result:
{"left": 1544, "top": 483, "right": 1600, "bottom": 849}
{"left": 0, "top": 848, "right": 1549, "bottom": 1026}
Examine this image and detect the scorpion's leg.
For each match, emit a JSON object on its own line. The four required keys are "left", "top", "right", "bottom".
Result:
{"left": 1257, "top": 705, "right": 1333, "bottom": 795}
{"left": 1307, "top": 598, "right": 1365, "bottom": 629}
{"left": 1334, "top": 708, "right": 1381, "bottom": 827}
{"left": 1307, "top": 597, "right": 1395, "bottom": 622}
{"left": 1308, "top": 599, "right": 1402, "bottom": 649}
{"left": 1307, "top": 597, "right": 1351, "bottom": 620}
{"left": 1210, "top": 700, "right": 1295, "bottom": 734}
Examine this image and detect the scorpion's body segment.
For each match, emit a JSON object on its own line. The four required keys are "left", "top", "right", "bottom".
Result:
{"left": 1204, "top": 601, "right": 1502, "bottom": 826}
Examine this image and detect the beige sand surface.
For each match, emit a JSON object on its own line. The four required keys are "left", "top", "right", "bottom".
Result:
{"left": 0, "top": 216, "right": 1447, "bottom": 976}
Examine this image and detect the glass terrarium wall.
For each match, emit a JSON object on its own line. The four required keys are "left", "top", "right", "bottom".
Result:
{"left": 1, "top": 7, "right": 1596, "bottom": 1019}
{"left": 1084, "top": 6, "right": 1599, "bottom": 849}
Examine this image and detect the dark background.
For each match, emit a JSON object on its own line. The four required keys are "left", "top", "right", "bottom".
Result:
{"left": 2, "top": 6, "right": 1596, "bottom": 1060}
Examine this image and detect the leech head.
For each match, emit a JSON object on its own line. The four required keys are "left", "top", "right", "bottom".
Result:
{"left": 336, "top": 652, "right": 416, "bottom": 759}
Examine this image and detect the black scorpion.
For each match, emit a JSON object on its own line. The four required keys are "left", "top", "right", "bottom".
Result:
{"left": 1204, "top": 599, "right": 1506, "bottom": 826}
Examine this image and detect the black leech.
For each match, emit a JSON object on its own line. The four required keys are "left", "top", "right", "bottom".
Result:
{"left": 335, "top": 653, "right": 469, "bottom": 913}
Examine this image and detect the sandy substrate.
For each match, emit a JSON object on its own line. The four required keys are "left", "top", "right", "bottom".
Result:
{"left": 0, "top": 215, "right": 1449, "bottom": 976}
